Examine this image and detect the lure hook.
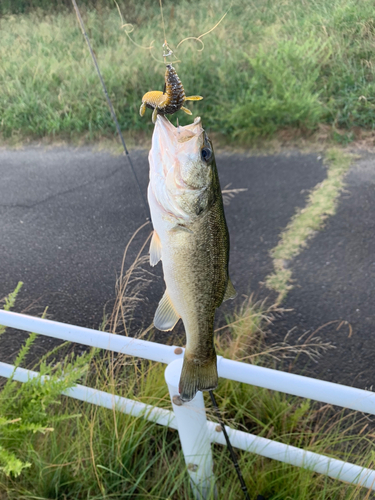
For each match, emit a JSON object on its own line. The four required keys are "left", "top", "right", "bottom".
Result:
{"left": 162, "top": 41, "right": 173, "bottom": 60}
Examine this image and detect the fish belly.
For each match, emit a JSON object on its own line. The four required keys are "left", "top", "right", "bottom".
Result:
{"left": 149, "top": 184, "right": 227, "bottom": 349}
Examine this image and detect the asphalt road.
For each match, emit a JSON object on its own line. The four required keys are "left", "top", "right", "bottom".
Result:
{"left": 269, "top": 153, "right": 375, "bottom": 390}
{"left": 1, "top": 144, "right": 374, "bottom": 391}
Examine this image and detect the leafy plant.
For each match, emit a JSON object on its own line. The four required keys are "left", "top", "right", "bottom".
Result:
{"left": 0, "top": 284, "right": 94, "bottom": 478}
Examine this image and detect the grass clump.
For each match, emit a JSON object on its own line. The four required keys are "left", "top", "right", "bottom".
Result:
{"left": 266, "top": 149, "right": 356, "bottom": 302}
{"left": 2, "top": 0, "right": 375, "bottom": 143}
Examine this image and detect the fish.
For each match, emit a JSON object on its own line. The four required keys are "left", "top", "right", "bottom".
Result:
{"left": 140, "top": 64, "right": 203, "bottom": 123}
{"left": 148, "top": 114, "right": 236, "bottom": 402}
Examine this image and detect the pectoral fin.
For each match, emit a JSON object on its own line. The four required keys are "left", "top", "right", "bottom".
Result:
{"left": 171, "top": 224, "right": 193, "bottom": 234}
{"left": 223, "top": 278, "right": 237, "bottom": 302}
{"left": 154, "top": 291, "right": 180, "bottom": 331}
{"left": 149, "top": 230, "right": 162, "bottom": 266}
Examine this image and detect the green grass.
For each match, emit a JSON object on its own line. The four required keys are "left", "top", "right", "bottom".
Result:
{"left": 1, "top": 285, "right": 374, "bottom": 499}
{"left": 265, "top": 149, "right": 356, "bottom": 302}
{"left": 2, "top": 0, "right": 375, "bottom": 143}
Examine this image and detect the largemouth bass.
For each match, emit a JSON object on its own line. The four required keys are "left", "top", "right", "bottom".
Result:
{"left": 148, "top": 115, "right": 236, "bottom": 402}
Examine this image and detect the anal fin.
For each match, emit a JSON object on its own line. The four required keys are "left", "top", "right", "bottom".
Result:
{"left": 149, "top": 231, "right": 162, "bottom": 266}
{"left": 154, "top": 291, "right": 180, "bottom": 331}
{"left": 223, "top": 278, "right": 237, "bottom": 302}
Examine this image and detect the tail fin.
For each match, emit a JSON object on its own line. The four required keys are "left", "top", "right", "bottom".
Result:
{"left": 179, "top": 353, "right": 218, "bottom": 402}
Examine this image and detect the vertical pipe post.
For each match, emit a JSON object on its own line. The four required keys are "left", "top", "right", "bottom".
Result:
{"left": 165, "top": 358, "right": 217, "bottom": 499}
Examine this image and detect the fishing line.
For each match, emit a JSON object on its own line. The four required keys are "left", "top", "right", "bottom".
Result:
{"left": 176, "top": 8, "right": 230, "bottom": 52}
{"left": 158, "top": 0, "right": 167, "bottom": 46}
{"left": 114, "top": 0, "right": 155, "bottom": 51}
{"left": 209, "top": 390, "right": 251, "bottom": 500}
{"left": 114, "top": 0, "right": 229, "bottom": 63}
{"left": 71, "top": 0, "right": 150, "bottom": 221}
{"left": 157, "top": 0, "right": 175, "bottom": 66}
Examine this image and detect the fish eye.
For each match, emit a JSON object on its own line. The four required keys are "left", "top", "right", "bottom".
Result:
{"left": 201, "top": 147, "right": 212, "bottom": 162}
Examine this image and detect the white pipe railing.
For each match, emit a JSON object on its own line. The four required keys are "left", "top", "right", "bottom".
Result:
{"left": 1, "top": 310, "right": 375, "bottom": 415}
{"left": 0, "top": 310, "right": 180, "bottom": 364}
{"left": 1, "top": 310, "right": 375, "bottom": 496}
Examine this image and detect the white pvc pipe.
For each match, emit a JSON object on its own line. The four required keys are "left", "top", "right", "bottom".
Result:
{"left": 0, "top": 362, "right": 177, "bottom": 430}
{"left": 2, "top": 310, "right": 375, "bottom": 415}
{"left": 208, "top": 423, "right": 375, "bottom": 490}
{"left": 165, "top": 359, "right": 216, "bottom": 499}
{"left": 0, "top": 310, "right": 182, "bottom": 364}
{"left": 217, "top": 357, "right": 375, "bottom": 415}
{"left": 1, "top": 362, "right": 374, "bottom": 491}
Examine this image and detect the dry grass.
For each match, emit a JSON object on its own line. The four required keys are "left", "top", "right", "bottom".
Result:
{"left": 107, "top": 221, "right": 153, "bottom": 337}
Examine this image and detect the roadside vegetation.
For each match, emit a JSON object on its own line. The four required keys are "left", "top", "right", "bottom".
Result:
{"left": 0, "top": 254, "right": 374, "bottom": 499}
{"left": 265, "top": 149, "right": 356, "bottom": 302}
{"left": 2, "top": 0, "right": 375, "bottom": 144}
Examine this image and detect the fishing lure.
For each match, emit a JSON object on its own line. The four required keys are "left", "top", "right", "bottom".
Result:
{"left": 140, "top": 64, "right": 203, "bottom": 123}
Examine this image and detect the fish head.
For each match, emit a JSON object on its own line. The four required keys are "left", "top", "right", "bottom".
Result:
{"left": 149, "top": 115, "right": 215, "bottom": 220}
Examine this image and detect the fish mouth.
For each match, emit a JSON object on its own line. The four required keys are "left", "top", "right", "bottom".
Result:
{"left": 152, "top": 115, "right": 204, "bottom": 160}
{"left": 148, "top": 115, "right": 207, "bottom": 219}
{"left": 157, "top": 114, "right": 203, "bottom": 139}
